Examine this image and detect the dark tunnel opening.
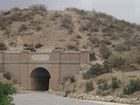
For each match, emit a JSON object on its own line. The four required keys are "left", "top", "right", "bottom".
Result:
{"left": 30, "top": 67, "right": 51, "bottom": 91}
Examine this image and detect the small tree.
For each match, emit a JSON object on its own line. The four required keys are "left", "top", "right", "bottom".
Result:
{"left": 0, "top": 82, "right": 16, "bottom": 105}
{"left": 123, "top": 79, "right": 140, "bottom": 95}
{"left": 102, "top": 60, "right": 112, "bottom": 73}
{"left": 111, "top": 77, "right": 121, "bottom": 89}
{"left": 85, "top": 81, "right": 94, "bottom": 92}
{"left": 88, "top": 64, "right": 103, "bottom": 76}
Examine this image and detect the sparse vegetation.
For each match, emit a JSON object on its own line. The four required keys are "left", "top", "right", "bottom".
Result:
{"left": 3, "top": 72, "right": 12, "bottom": 80}
{"left": 114, "top": 44, "right": 130, "bottom": 52}
{"left": 23, "top": 44, "right": 36, "bottom": 52}
{"left": 35, "top": 43, "right": 43, "bottom": 49}
{"left": 67, "top": 44, "right": 78, "bottom": 51}
{"left": 29, "top": 4, "right": 47, "bottom": 12}
{"left": 61, "top": 14, "right": 73, "bottom": 34}
{"left": 83, "top": 61, "right": 112, "bottom": 79}
{"left": 18, "top": 24, "right": 28, "bottom": 32}
{"left": 70, "top": 76, "right": 76, "bottom": 83}
{"left": 62, "top": 75, "right": 76, "bottom": 83}
{"left": 123, "top": 79, "right": 140, "bottom": 95}
{"left": 83, "top": 72, "right": 91, "bottom": 79}
{"left": 109, "top": 55, "right": 126, "bottom": 68}
{"left": 0, "top": 42, "right": 7, "bottom": 51}
{"left": 9, "top": 42, "right": 17, "bottom": 47}
{"left": 64, "top": 89, "right": 72, "bottom": 97}
{"left": 90, "top": 51, "right": 96, "bottom": 61}
{"left": 98, "top": 82, "right": 110, "bottom": 91}
{"left": 96, "top": 78, "right": 106, "bottom": 85}
{"left": 85, "top": 81, "right": 94, "bottom": 92}
{"left": 100, "top": 45, "right": 112, "bottom": 59}
{"left": 111, "top": 77, "right": 121, "bottom": 89}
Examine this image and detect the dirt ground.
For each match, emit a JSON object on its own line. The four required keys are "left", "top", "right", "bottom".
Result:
{"left": 13, "top": 92, "right": 128, "bottom": 105}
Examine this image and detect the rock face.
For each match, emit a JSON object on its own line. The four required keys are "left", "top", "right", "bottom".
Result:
{"left": 48, "top": 89, "right": 140, "bottom": 104}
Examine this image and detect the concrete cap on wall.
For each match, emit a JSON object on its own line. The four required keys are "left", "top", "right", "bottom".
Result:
{"left": 52, "top": 49, "right": 64, "bottom": 52}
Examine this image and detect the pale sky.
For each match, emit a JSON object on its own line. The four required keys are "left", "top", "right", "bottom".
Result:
{"left": 0, "top": 0, "right": 139, "bottom": 24}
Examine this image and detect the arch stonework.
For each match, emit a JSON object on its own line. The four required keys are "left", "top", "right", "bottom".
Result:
{"left": 0, "top": 50, "right": 89, "bottom": 90}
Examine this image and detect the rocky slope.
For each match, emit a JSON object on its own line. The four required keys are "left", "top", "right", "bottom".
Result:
{"left": 0, "top": 7, "right": 140, "bottom": 54}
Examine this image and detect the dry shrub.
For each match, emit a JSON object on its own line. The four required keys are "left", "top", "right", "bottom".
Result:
{"left": 61, "top": 14, "right": 73, "bottom": 34}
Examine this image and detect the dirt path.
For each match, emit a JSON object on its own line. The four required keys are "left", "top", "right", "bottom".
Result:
{"left": 13, "top": 92, "right": 128, "bottom": 105}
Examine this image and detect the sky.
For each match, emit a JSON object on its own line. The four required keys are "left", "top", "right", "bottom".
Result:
{"left": 0, "top": 0, "right": 139, "bottom": 24}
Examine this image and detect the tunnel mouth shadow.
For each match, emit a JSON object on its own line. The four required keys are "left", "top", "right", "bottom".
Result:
{"left": 30, "top": 67, "right": 51, "bottom": 91}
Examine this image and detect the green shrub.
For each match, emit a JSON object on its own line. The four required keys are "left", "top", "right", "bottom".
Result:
{"left": 70, "top": 76, "right": 76, "bottom": 83}
{"left": 89, "top": 36, "right": 100, "bottom": 44}
{"left": 98, "top": 82, "right": 110, "bottom": 91}
{"left": 64, "top": 89, "right": 72, "bottom": 97}
{"left": 61, "top": 14, "right": 73, "bottom": 34}
{"left": 101, "top": 91, "right": 110, "bottom": 96}
{"left": 0, "top": 18, "right": 10, "bottom": 30}
{"left": 96, "top": 89, "right": 110, "bottom": 96}
{"left": 96, "top": 89, "right": 102, "bottom": 95}
{"left": 35, "top": 43, "right": 43, "bottom": 49}
{"left": 102, "top": 60, "right": 112, "bottom": 73}
{"left": 96, "top": 78, "right": 106, "bottom": 85}
{"left": 23, "top": 43, "right": 29, "bottom": 47}
{"left": 101, "top": 39, "right": 112, "bottom": 45}
{"left": 65, "top": 8, "right": 87, "bottom": 16}
{"left": 9, "top": 42, "right": 17, "bottom": 47}
{"left": 0, "top": 42, "right": 7, "bottom": 51}
{"left": 29, "top": 4, "right": 47, "bottom": 11}
{"left": 123, "top": 79, "right": 140, "bottom": 95}
{"left": 114, "top": 44, "right": 130, "bottom": 52}
{"left": 88, "top": 64, "right": 103, "bottom": 76}
{"left": 0, "top": 82, "right": 16, "bottom": 105}
{"left": 3, "top": 72, "right": 11, "bottom": 80}
{"left": 111, "top": 77, "right": 121, "bottom": 89}
{"left": 83, "top": 62, "right": 112, "bottom": 79}
{"left": 67, "top": 44, "right": 78, "bottom": 51}
{"left": 83, "top": 72, "right": 91, "bottom": 79}
{"left": 118, "top": 93, "right": 125, "bottom": 98}
{"left": 100, "top": 45, "right": 112, "bottom": 59}
{"left": 109, "top": 56, "right": 126, "bottom": 68}
{"left": 85, "top": 81, "right": 94, "bottom": 92}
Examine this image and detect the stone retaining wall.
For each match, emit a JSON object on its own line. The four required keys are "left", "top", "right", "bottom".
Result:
{"left": 48, "top": 89, "right": 140, "bottom": 104}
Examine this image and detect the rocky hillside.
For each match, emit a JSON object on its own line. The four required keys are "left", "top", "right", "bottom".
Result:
{"left": 0, "top": 6, "right": 140, "bottom": 53}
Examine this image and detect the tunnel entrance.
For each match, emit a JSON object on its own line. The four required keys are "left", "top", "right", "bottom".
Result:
{"left": 30, "top": 67, "right": 51, "bottom": 91}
